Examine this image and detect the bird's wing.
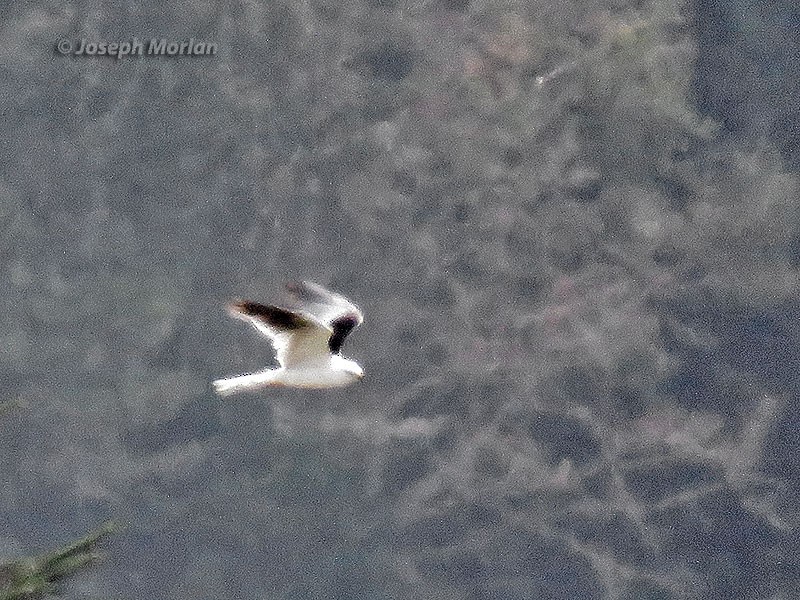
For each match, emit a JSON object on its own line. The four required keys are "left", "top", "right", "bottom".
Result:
{"left": 226, "top": 300, "right": 333, "bottom": 368}
{"left": 284, "top": 281, "right": 363, "bottom": 353}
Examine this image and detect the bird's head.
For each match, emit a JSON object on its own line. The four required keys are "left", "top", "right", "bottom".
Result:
{"left": 330, "top": 355, "right": 364, "bottom": 382}
{"left": 343, "top": 359, "right": 365, "bottom": 381}
{"left": 350, "top": 363, "right": 365, "bottom": 381}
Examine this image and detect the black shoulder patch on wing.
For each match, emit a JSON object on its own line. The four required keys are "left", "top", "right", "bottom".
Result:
{"left": 328, "top": 315, "right": 360, "bottom": 354}
{"left": 229, "top": 301, "right": 309, "bottom": 330}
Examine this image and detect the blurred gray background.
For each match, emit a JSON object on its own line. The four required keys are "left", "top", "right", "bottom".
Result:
{"left": 1, "top": 0, "right": 798, "bottom": 599}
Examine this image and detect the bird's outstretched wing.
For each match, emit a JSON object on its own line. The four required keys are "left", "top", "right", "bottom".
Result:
{"left": 226, "top": 300, "right": 332, "bottom": 368}
{"left": 284, "top": 281, "right": 363, "bottom": 354}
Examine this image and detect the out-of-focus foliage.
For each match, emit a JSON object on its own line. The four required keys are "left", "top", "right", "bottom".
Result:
{"left": 0, "top": 401, "right": 24, "bottom": 419}
{"left": 1, "top": 0, "right": 798, "bottom": 599}
{"left": 0, "top": 522, "right": 116, "bottom": 600}
{"left": 695, "top": 0, "right": 800, "bottom": 168}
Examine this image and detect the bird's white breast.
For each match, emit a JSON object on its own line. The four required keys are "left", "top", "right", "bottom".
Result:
{"left": 276, "top": 365, "right": 361, "bottom": 388}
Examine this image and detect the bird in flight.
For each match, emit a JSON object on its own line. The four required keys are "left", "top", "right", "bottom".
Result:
{"left": 213, "top": 281, "right": 364, "bottom": 396}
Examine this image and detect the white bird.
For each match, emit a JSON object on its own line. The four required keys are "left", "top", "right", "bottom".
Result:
{"left": 212, "top": 281, "right": 364, "bottom": 396}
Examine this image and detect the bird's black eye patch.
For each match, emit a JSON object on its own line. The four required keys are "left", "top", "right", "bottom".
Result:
{"left": 329, "top": 315, "right": 359, "bottom": 353}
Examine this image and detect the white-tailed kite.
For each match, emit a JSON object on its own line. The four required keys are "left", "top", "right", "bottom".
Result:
{"left": 212, "top": 281, "right": 364, "bottom": 396}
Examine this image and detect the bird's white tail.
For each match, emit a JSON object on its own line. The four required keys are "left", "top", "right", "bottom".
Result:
{"left": 212, "top": 369, "right": 282, "bottom": 397}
